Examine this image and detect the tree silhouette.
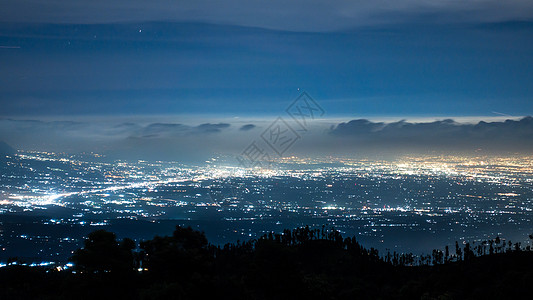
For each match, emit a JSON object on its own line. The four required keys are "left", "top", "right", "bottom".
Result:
{"left": 3, "top": 226, "right": 533, "bottom": 299}
{"left": 455, "top": 241, "right": 463, "bottom": 261}
{"left": 71, "top": 230, "right": 135, "bottom": 273}
{"left": 140, "top": 226, "right": 211, "bottom": 278}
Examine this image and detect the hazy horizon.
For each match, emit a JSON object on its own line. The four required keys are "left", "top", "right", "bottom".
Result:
{"left": 1, "top": 114, "right": 532, "bottom": 164}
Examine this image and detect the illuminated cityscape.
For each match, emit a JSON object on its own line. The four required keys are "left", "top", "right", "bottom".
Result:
{"left": 1, "top": 150, "right": 532, "bottom": 264}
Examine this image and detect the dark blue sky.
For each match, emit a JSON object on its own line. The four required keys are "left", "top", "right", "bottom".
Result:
{"left": 0, "top": 20, "right": 532, "bottom": 118}
{"left": 1, "top": 1, "right": 533, "bottom": 158}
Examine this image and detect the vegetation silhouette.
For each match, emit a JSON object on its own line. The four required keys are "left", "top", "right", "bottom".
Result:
{"left": 72, "top": 230, "right": 135, "bottom": 274}
{"left": 0, "top": 225, "right": 532, "bottom": 299}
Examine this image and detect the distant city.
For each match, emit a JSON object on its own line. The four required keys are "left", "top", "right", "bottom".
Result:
{"left": 1, "top": 150, "right": 532, "bottom": 265}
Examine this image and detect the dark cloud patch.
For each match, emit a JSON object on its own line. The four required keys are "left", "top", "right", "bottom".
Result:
{"left": 145, "top": 123, "right": 184, "bottom": 131}
{"left": 127, "top": 122, "right": 231, "bottom": 139}
{"left": 329, "top": 117, "right": 533, "bottom": 153}
{"left": 106, "top": 123, "right": 143, "bottom": 136}
{"left": 195, "top": 123, "right": 231, "bottom": 133}
{"left": 331, "top": 119, "right": 386, "bottom": 135}
{"left": 239, "top": 124, "right": 256, "bottom": 131}
{"left": 140, "top": 123, "right": 188, "bottom": 137}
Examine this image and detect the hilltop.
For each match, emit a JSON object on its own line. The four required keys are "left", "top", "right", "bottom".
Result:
{"left": 0, "top": 141, "right": 15, "bottom": 158}
{"left": 0, "top": 226, "right": 531, "bottom": 299}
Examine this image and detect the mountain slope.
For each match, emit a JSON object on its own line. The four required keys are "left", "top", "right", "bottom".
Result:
{"left": 0, "top": 141, "right": 15, "bottom": 158}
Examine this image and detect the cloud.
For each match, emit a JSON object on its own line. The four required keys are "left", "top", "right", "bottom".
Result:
{"left": 328, "top": 116, "right": 533, "bottom": 154}
{"left": 195, "top": 123, "right": 231, "bottom": 133}
{"left": 0, "top": 118, "right": 236, "bottom": 162}
{"left": 139, "top": 123, "right": 188, "bottom": 138}
{"left": 1, "top": 116, "right": 533, "bottom": 163}
{"left": 122, "top": 122, "right": 231, "bottom": 139}
{"left": 239, "top": 124, "right": 256, "bottom": 131}
{"left": 1, "top": 1, "right": 533, "bottom": 31}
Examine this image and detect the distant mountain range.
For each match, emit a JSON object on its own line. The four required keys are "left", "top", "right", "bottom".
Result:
{"left": 0, "top": 141, "right": 15, "bottom": 157}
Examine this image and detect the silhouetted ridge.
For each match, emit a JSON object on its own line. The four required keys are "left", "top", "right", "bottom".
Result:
{"left": 0, "top": 226, "right": 531, "bottom": 299}
{"left": 0, "top": 141, "right": 15, "bottom": 157}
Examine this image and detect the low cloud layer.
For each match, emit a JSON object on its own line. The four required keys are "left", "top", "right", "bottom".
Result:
{"left": 239, "top": 124, "right": 256, "bottom": 131}
{"left": 0, "top": 116, "right": 532, "bottom": 163}
{"left": 137, "top": 123, "right": 231, "bottom": 138}
{"left": 328, "top": 117, "right": 533, "bottom": 154}
{"left": 0, "top": 119, "right": 236, "bottom": 162}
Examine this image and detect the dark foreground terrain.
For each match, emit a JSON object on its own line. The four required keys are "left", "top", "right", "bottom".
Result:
{"left": 0, "top": 226, "right": 531, "bottom": 300}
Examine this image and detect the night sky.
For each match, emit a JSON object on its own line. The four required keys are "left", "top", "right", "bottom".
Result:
{"left": 1, "top": 1, "right": 533, "bottom": 160}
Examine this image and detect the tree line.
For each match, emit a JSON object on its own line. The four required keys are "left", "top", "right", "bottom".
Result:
{"left": 0, "top": 225, "right": 531, "bottom": 299}
{"left": 72, "top": 226, "right": 533, "bottom": 272}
